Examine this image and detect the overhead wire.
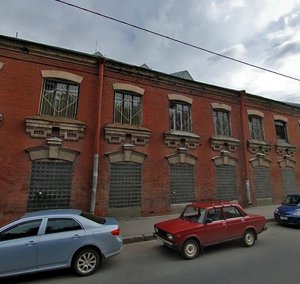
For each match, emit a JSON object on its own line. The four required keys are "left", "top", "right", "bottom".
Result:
{"left": 54, "top": 0, "right": 300, "bottom": 83}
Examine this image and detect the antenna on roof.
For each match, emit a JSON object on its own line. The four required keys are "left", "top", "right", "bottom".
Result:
{"left": 95, "top": 40, "right": 98, "bottom": 53}
{"left": 16, "top": 32, "right": 18, "bottom": 38}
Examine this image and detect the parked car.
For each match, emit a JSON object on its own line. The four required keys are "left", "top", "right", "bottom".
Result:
{"left": 0, "top": 209, "right": 122, "bottom": 278}
{"left": 274, "top": 193, "right": 300, "bottom": 226}
{"left": 154, "top": 201, "right": 267, "bottom": 259}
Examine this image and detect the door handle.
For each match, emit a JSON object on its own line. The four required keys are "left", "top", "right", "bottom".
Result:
{"left": 26, "top": 241, "right": 37, "bottom": 247}
{"left": 72, "top": 234, "right": 80, "bottom": 239}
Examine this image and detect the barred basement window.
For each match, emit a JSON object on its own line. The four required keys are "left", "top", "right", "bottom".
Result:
{"left": 249, "top": 115, "right": 264, "bottom": 141}
{"left": 114, "top": 91, "right": 142, "bottom": 125}
{"left": 169, "top": 101, "right": 191, "bottom": 132}
{"left": 40, "top": 78, "right": 79, "bottom": 118}
{"left": 213, "top": 109, "right": 231, "bottom": 137}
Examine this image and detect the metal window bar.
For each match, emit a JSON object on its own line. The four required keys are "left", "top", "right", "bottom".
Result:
{"left": 214, "top": 110, "right": 231, "bottom": 136}
{"left": 114, "top": 91, "right": 142, "bottom": 125}
{"left": 249, "top": 116, "right": 264, "bottom": 141}
{"left": 40, "top": 79, "right": 79, "bottom": 118}
{"left": 169, "top": 102, "right": 191, "bottom": 132}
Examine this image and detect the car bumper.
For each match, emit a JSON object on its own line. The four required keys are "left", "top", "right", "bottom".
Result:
{"left": 153, "top": 233, "right": 178, "bottom": 249}
{"left": 274, "top": 213, "right": 300, "bottom": 225}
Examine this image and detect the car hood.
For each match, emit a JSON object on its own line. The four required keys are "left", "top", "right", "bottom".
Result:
{"left": 276, "top": 205, "right": 300, "bottom": 215}
{"left": 155, "top": 217, "right": 200, "bottom": 234}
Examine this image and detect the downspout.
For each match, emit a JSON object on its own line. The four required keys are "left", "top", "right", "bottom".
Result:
{"left": 90, "top": 57, "right": 105, "bottom": 213}
{"left": 240, "top": 90, "right": 252, "bottom": 205}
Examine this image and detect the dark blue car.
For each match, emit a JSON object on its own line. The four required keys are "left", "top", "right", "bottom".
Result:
{"left": 274, "top": 194, "right": 300, "bottom": 226}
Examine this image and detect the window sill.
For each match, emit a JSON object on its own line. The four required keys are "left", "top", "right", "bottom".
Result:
{"left": 164, "top": 130, "right": 200, "bottom": 149}
{"left": 104, "top": 123, "right": 151, "bottom": 145}
{"left": 276, "top": 140, "right": 296, "bottom": 157}
{"left": 247, "top": 139, "right": 272, "bottom": 155}
{"left": 210, "top": 136, "right": 240, "bottom": 152}
{"left": 25, "top": 115, "right": 86, "bottom": 141}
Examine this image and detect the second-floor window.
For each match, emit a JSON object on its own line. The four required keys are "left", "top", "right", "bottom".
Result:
{"left": 275, "top": 120, "right": 288, "bottom": 142}
{"left": 40, "top": 78, "right": 79, "bottom": 118}
{"left": 114, "top": 91, "right": 142, "bottom": 125}
{"left": 249, "top": 115, "right": 264, "bottom": 141}
{"left": 169, "top": 101, "right": 191, "bottom": 132}
{"left": 213, "top": 109, "right": 231, "bottom": 137}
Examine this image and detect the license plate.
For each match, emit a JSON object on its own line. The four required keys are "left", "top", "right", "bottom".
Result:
{"left": 280, "top": 216, "right": 288, "bottom": 220}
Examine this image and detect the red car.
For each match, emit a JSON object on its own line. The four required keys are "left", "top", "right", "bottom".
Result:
{"left": 154, "top": 201, "right": 267, "bottom": 259}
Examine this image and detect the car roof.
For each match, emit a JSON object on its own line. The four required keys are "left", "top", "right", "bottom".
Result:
{"left": 21, "top": 209, "right": 82, "bottom": 219}
{"left": 190, "top": 201, "right": 237, "bottom": 209}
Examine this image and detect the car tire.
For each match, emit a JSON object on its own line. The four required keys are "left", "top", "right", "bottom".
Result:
{"left": 72, "top": 248, "right": 101, "bottom": 276}
{"left": 241, "top": 229, "right": 256, "bottom": 247}
{"left": 181, "top": 239, "right": 200, "bottom": 259}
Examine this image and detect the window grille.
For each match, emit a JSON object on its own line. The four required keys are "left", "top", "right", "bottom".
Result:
{"left": 40, "top": 78, "right": 79, "bottom": 118}
{"left": 249, "top": 115, "right": 264, "bottom": 141}
{"left": 213, "top": 109, "right": 231, "bottom": 137}
{"left": 275, "top": 120, "right": 288, "bottom": 142}
{"left": 114, "top": 91, "right": 142, "bottom": 125}
{"left": 169, "top": 101, "right": 191, "bottom": 132}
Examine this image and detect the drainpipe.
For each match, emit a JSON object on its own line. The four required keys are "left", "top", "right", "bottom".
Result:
{"left": 240, "top": 90, "right": 252, "bottom": 205}
{"left": 90, "top": 57, "right": 105, "bottom": 213}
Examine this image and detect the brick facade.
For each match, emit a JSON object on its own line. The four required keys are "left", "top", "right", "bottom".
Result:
{"left": 1, "top": 35, "right": 299, "bottom": 224}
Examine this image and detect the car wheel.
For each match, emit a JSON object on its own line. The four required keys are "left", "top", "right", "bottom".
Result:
{"left": 72, "top": 248, "right": 101, "bottom": 276}
{"left": 241, "top": 229, "right": 256, "bottom": 247}
{"left": 181, "top": 239, "right": 200, "bottom": 259}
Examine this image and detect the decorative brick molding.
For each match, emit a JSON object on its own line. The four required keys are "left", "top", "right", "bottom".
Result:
{"left": 104, "top": 123, "right": 151, "bottom": 145}
{"left": 168, "top": 94, "right": 192, "bottom": 104}
{"left": 247, "top": 139, "right": 272, "bottom": 155}
{"left": 41, "top": 70, "right": 83, "bottom": 83}
{"left": 26, "top": 137, "right": 79, "bottom": 162}
{"left": 0, "top": 61, "right": 4, "bottom": 70}
{"left": 211, "top": 103, "right": 231, "bottom": 111}
{"left": 247, "top": 109, "right": 264, "bottom": 117}
{"left": 210, "top": 136, "right": 240, "bottom": 152}
{"left": 250, "top": 155, "right": 271, "bottom": 168}
{"left": 25, "top": 115, "right": 86, "bottom": 141}
{"left": 275, "top": 141, "right": 296, "bottom": 157}
{"left": 106, "top": 143, "right": 147, "bottom": 164}
{"left": 212, "top": 150, "right": 238, "bottom": 166}
{"left": 164, "top": 130, "right": 199, "bottom": 149}
{"left": 166, "top": 147, "right": 197, "bottom": 165}
{"left": 278, "top": 156, "right": 296, "bottom": 169}
{"left": 113, "top": 83, "right": 145, "bottom": 95}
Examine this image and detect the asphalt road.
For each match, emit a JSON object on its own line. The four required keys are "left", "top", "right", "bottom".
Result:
{"left": 6, "top": 223, "right": 300, "bottom": 284}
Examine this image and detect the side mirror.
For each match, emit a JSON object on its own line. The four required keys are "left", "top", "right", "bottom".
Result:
{"left": 205, "top": 218, "right": 213, "bottom": 224}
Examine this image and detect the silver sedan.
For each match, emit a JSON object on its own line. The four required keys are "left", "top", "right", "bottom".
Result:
{"left": 0, "top": 209, "right": 122, "bottom": 278}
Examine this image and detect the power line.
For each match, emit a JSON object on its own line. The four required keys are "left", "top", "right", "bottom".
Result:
{"left": 54, "top": 0, "right": 300, "bottom": 83}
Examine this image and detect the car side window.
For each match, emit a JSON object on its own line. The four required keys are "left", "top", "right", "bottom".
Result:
{"left": 0, "top": 220, "right": 42, "bottom": 242}
{"left": 45, "top": 218, "right": 82, "bottom": 234}
{"left": 206, "top": 208, "right": 224, "bottom": 222}
{"left": 223, "top": 206, "right": 243, "bottom": 219}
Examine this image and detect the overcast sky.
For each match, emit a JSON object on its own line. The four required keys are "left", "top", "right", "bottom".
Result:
{"left": 1, "top": 0, "right": 300, "bottom": 102}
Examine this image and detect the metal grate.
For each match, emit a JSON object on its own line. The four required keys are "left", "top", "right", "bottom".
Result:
{"left": 170, "top": 164, "right": 194, "bottom": 204}
{"left": 27, "top": 160, "right": 72, "bottom": 211}
{"left": 109, "top": 163, "right": 142, "bottom": 208}
{"left": 216, "top": 165, "right": 237, "bottom": 200}
{"left": 282, "top": 169, "right": 297, "bottom": 195}
{"left": 253, "top": 167, "right": 272, "bottom": 198}
{"left": 40, "top": 78, "right": 79, "bottom": 118}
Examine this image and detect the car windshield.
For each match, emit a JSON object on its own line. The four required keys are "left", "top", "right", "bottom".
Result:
{"left": 81, "top": 212, "right": 106, "bottom": 224}
{"left": 282, "top": 195, "right": 300, "bottom": 206}
{"left": 181, "top": 205, "right": 206, "bottom": 223}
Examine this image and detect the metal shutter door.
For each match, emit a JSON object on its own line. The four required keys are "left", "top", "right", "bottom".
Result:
{"left": 253, "top": 166, "right": 272, "bottom": 198}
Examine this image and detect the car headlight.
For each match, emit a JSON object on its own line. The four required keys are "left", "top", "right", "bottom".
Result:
{"left": 274, "top": 209, "right": 278, "bottom": 214}
{"left": 154, "top": 227, "right": 158, "bottom": 233}
{"left": 166, "top": 233, "right": 174, "bottom": 241}
{"left": 292, "top": 210, "right": 300, "bottom": 217}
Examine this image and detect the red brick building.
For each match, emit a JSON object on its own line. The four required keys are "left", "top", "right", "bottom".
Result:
{"left": 1, "top": 35, "right": 299, "bottom": 224}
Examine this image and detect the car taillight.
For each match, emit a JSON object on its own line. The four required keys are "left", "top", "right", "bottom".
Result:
{"left": 111, "top": 228, "right": 120, "bottom": 236}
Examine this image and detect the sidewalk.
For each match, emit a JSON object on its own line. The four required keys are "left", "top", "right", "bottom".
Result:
{"left": 120, "top": 204, "right": 278, "bottom": 244}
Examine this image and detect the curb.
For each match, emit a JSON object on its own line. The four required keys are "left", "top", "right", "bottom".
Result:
{"left": 123, "top": 218, "right": 274, "bottom": 245}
